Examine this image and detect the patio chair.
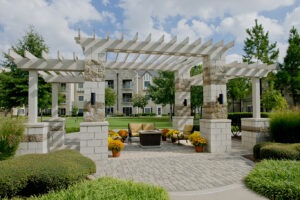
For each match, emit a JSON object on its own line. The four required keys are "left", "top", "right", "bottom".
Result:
{"left": 172, "top": 124, "right": 194, "bottom": 144}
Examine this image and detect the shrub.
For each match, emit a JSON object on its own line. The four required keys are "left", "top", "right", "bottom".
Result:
{"left": 270, "top": 110, "right": 300, "bottom": 143}
{"left": 254, "top": 142, "right": 300, "bottom": 160}
{"left": 0, "top": 150, "right": 96, "bottom": 198}
{"left": 228, "top": 112, "right": 270, "bottom": 127}
{"left": 27, "top": 177, "right": 170, "bottom": 200}
{"left": 244, "top": 160, "right": 300, "bottom": 200}
{"left": 65, "top": 127, "right": 80, "bottom": 133}
{"left": 0, "top": 117, "right": 24, "bottom": 160}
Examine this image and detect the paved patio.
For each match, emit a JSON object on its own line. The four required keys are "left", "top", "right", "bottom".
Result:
{"left": 65, "top": 134, "right": 255, "bottom": 192}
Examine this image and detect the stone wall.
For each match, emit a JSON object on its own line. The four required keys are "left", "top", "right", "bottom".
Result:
{"left": 47, "top": 118, "right": 65, "bottom": 151}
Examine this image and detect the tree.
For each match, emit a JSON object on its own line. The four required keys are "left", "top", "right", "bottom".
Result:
{"left": 0, "top": 26, "right": 51, "bottom": 113}
{"left": 227, "top": 78, "right": 251, "bottom": 112}
{"left": 105, "top": 87, "right": 116, "bottom": 107}
{"left": 281, "top": 27, "right": 300, "bottom": 106}
{"left": 262, "top": 83, "right": 288, "bottom": 111}
{"left": 243, "top": 19, "right": 279, "bottom": 111}
{"left": 147, "top": 71, "right": 175, "bottom": 116}
{"left": 132, "top": 93, "right": 148, "bottom": 114}
{"left": 190, "top": 65, "right": 203, "bottom": 116}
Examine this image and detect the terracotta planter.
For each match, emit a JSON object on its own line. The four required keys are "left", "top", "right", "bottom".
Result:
{"left": 112, "top": 150, "right": 121, "bottom": 157}
{"left": 162, "top": 136, "right": 167, "bottom": 141}
{"left": 195, "top": 146, "right": 204, "bottom": 152}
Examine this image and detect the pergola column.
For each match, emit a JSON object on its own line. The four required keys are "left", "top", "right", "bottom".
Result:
{"left": 28, "top": 71, "right": 38, "bottom": 123}
{"left": 51, "top": 83, "right": 59, "bottom": 118}
{"left": 252, "top": 77, "right": 260, "bottom": 118}
{"left": 172, "top": 70, "right": 194, "bottom": 130}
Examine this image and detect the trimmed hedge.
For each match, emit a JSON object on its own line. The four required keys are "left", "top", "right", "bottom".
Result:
{"left": 270, "top": 110, "right": 300, "bottom": 143}
{"left": 0, "top": 149, "right": 96, "bottom": 198}
{"left": 27, "top": 177, "right": 170, "bottom": 200}
{"left": 0, "top": 117, "right": 24, "bottom": 160}
{"left": 227, "top": 112, "right": 270, "bottom": 126}
{"left": 244, "top": 160, "right": 300, "bottom": 200}
{"left": 253, "top": 142, "right": 300, "bottom": 160}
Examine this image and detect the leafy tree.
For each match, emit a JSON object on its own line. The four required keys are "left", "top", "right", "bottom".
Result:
{"left": 190, "top": 65, "right": 203, "bottom": 116}
{"left": 227, "top": 78, "right": 251, "bottom": 112}
{"left": 132, "top": 93, "right": 148, "bottom": 114}
{"left": 147, "top": 71, "right": 175, "bottom": 116}
{"left": 280, "top": 27, "right": 300, "bottom": 106}
{"left": 190, "top": 65, "right": 203, "bottom": 76}
{"left": 0, "top": 26, "right": 51, "bottom": 113}
{"left": 105, "top": 87, "right": 116, "bottom": 107}
{"left": 262, "top": 83, "right": 288, "bottom": 111}
{"left": 72, "top": 106, "right": 79, "bottom": 116}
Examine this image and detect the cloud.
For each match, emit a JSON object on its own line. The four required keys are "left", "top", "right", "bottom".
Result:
{"left": 284, "top": 6, "right": 300, "bottom": 31}
{"left": 0, "top": 0, "right": 112, "bottom": 60}
{"left": 225, "top": 54, "right": 243, "bottom": 64}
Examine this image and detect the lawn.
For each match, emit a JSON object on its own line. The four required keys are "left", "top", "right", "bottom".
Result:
{"left": 64, "top": 116, "right": 173, "bottom": 133}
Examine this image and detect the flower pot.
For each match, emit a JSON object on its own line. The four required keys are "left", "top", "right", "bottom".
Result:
{"left": 171, "top": 138, "right": 177, "bottom": 143}
{"left": 112, "top": 150, "right": 121, "bottom": 157}
{"left": 195, "top": 146, "right": 204, "bottom": 152}
{"left": 162, "top": 136, "right": 167, "bottom": 141}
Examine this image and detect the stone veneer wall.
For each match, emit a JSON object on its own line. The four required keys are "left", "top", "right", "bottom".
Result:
{"left": 200, "top": 119, "right": 231, "bottom": 153}
{"left": 241, "top": 118, "right": 270, "bottom": 149}
{"left": 80, "top": 122, "right": 108, "bottom": 161}
{"left": 47, "top": 119, "right": 65, "bottom": 151}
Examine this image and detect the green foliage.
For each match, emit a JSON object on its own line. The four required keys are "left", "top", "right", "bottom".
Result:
{"left": 243, "top": 19, "right": 279, "bottom": 64}
{"left": 253, "top": 142, "right": 272, "bottom": 160}
{"left": 261, "top": 84, "right": 288, "bottom": 111}
{"left": 244, "top": 160, "right": 300, "bottom": 200}
{"left": 227, "top": 78, "right": 251, "bottom": 112}
{"left": 105, "top": 87, "right": 116, "bottom": 107}
{"left": 0, "top": 117, "right": 24, "bottom": 160}
{"left": 270, "top": 110, "right": 300, "bottom": 143}
{"left": 71, "top": 106, "right": 78, "bottom": 117}
{"left": 132, "top": 93, "right": 148, "bottom": 113}
{"left": 190, "top": 65, "right": 203, "bottom": 76}
{"left": 280, "top": 26, "right": 300, "bottom": 106}
{"left": 227, "top": 112, "right": 270, "bottom": 126}
{"left": 26, "top": 177, "right": 169, "bottom": 200}
{"left": 0, "top": 149, "right": 96, "bottom": 198}
{"left": 191, "top": 86, "right": 203, "bottom": 114}
{"left": 0, "top": 26, "right": 51, "bottom": 110}
{"left": 260, "top": 143, "right": 300, "bottom": 160}
{"left": 147, "top": 71, "right": 174, "bottom": 115}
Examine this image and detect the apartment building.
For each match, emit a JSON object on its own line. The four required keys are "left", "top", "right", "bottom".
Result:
{"left": 58, "top": 70, "right": 170, "bottom": 116}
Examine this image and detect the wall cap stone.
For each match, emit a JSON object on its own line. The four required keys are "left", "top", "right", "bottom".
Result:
{"left": 241, "top": 118, "right": 269, "bottom": 122}
{"left": 80, "top": 121, "right": 109, "bottom": 127}
{"left": 24, "top": 122, "right": 49, "bottom": 128}
{"left": 200, "top": 119, "right": 231, "bottom": 123}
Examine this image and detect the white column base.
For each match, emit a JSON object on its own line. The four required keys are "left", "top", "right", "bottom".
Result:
{"left": 172, "top": 116, "right": 194, "bottom": 130}
{"left": 200, "top": 119, "right": 232, "bottom": 153}
{"left": 80, "top": 121, "right": 108, "bottom": 162}
{"left": 17, "top": 122, "right": 49, "bottom": 155}
{"left": 241, "top": 118, "right": 270, "bottom": 149}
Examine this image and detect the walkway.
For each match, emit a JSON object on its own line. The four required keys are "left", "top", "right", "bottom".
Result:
{"left": 64, "top": 134, "right": 266, "bottom": 199}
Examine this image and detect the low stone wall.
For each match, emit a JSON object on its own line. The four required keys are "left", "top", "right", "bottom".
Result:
{"left": 80, "top": 121, "right": 108, "bottom": 161}
{"left": 241, "top": 118, "right": 270, "bottom": 149}
{"left": 200, "top": 119, "right": 231, "bottom": 153}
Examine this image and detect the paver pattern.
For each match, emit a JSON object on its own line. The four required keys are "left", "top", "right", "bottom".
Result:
{"left": 65, "top": 134, "right": 254, "bottom": 192}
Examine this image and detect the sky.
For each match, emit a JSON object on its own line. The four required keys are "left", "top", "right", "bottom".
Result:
{"left": 1, "top": 0, "right": 300, "bottom": 67}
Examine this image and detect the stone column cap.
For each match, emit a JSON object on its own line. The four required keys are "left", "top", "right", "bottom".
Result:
{"left": 80, "top": 121, "right": 109, "bottom": 126}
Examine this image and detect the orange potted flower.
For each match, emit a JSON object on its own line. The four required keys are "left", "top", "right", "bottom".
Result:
{"left": 161, "top": 128, "right": 169, "bottom": 141}
{"left": 118, "top": 129, "right": 128, "bottom": 142}
{"left": 108, "top": 139, "right": 125, "bottom": 157}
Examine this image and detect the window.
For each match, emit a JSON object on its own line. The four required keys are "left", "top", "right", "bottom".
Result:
{"left": 144, "top": 107, "right": 152, "bottom": 113}
{"left": 122, "top": 93, "right": 132, "bottom": 103}
{"left": 58, "top": 108, "right": 66, "bottom": 116}
{"left": 78, "top": 83, "right": 83, "bottom": 89}
{"left": 122, "top": 80, "right": 132, "bottom": 89}
{"left": 143, "top": 73, "right": 152, "bottom": 90}
{"left": 61, "top": 94, "right": 66, "bottom": 104}
{"left": 123, "top": 107, "right": 132, "bottom": 116}
{"left": 78, "top": 109, "right": 83, "bottom": 114}
{"left": 78, "top": 96, "right": 84, "bottom": 101}
{"left": 60, "top": 83, "right": 66, "bottom": 91}
{"left": 105, "top": 80, "right": 114, "bottom": 89}
{"left": 105, "top": 107, "right": 114, "bottom": 115}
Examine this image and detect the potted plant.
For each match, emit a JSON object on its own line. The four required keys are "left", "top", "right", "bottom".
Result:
{"left": 167, "top": 129, "right": 179, "bottom": 143}
{"left": 191, "top": 136, "right": 207, "bottom": 152}
{"left": 108, "top": 139, "right": 125, "bottom": 157}
{"left": 118, "top": 129, "right": 128, "bottom": 142}
{"left": 161, "top": 128, "right": 169, "bottom": 141}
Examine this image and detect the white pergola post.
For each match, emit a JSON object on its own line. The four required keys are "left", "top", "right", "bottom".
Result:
{"left": 252, "top": 77, "right": 260, "bottom": 118}
{"left": 51, "top": 83, "right": 59, "bottom": 118}
{"left": 28, "top": 71, "right": 38, "bottom": 123}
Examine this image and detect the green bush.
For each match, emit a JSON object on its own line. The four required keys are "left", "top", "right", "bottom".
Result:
{"left": 227, "top": 112, "right": 270, "bottom": 127}
{"left": 66, "top": 127, "right": 80, "bottom": 133}
{"left": 244, "top": 160, "right": 300, "bottom": 200}
{"left": 27, "top": 177, "right": 169, "bottom": 200}
{"left": 0, "top": 150, "right": 96, "bottom": 198}
{"left": 270, "top": 110, "right": 300, "bottom": 143}
{"left": 0, "top": 117, "right": 24, "bottom": 160}
{"left": 253, "top": 142, "right": 300, "bottom": 160}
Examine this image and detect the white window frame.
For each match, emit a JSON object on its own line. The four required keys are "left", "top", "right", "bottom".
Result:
{"left": 78, "top": 95, "right": 84, "bottom": 101}
{"left": 143, "top": 72, "right": 152, "bottom": 90}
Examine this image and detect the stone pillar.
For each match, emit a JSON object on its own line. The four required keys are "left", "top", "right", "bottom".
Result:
{"left": 47, "top": 118, "right": 65, "bottom": 151}
{"left": 28, "top": 71, "right": 38, "bottom": 123}
{"left": 241, "top": 118, "right": 270, "bottom": 149}
{"left": 52, "top": 83, "right": 59, "bottom": 118}
{"left": 200, "top": 56, "right": 231, "bottom": 153}
{"left": 252, "top": 78, "right": 260, "bottom": 118}
{"left": 172, "top": 70, "right": 194, "bottom": 130}
{"left": 17, "top": 123, "right": 49, "bottom": 155}
{"left": 80, "top": 59, "right": 108, "bottom": 162}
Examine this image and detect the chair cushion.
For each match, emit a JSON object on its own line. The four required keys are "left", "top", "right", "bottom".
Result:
{"left": 183, "top": 125, "right": 193, "bottom": 135}
{"left": 142, "top": 123, "right": 155, "bottom": 130}
{"left": 129, "top": 123, "right": 143, "bottom": 137}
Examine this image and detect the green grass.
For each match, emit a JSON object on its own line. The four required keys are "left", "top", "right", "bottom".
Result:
{"left": 64, "top": 116, "right": 172, "bottom": 133}
{"left": 244, "top": 160, "right": 300, "bottom": 200}
{"left": 25, "top": 177, "right": 169, "bottom": 200}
